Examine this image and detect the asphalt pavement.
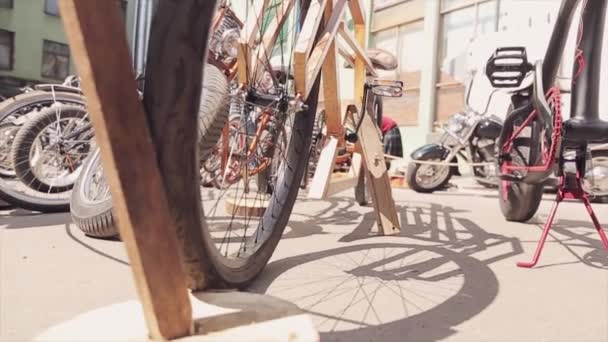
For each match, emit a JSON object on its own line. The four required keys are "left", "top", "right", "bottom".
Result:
{"left": 1, "top": 179, "right": 607, "bottom": 342}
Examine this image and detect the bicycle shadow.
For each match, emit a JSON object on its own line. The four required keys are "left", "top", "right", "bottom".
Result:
{"left": 250, "top": 243, "right": 499, "bottom": 342}
{"left": 250, "top": 199, "right": 524, "bottom": 341}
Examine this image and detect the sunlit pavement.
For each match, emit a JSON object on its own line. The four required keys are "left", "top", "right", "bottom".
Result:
{"left": 1, "top": 178, "right": 607, "bottom": 342}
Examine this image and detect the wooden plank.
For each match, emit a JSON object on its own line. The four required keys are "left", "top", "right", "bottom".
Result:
{"left": 356, "top": 106, "right": 401, "bottom": 235}
{"left": 337, "top": 40, "right": 356, "bottom": 67}
{"left": 237, "top": 42, "right": 249, "bottom": 84}
{"left": 353, "top": 23, "right": 368, "bottom": 103}
{"left": 337, "top": 23, "right": 378, "bottom": 77}
{"left": 307, "top": 137, "right": 339, "bottom": 199}
{"left": 321, "top": 0, "right": 343, "bottom": 139}
{"left": 325, "top": 174, "right": 358, "bottom": 197}
{"left": 294, "top": 0, "right": 327, "bottom": 95}
{"left": 348, "top": 0, "right": 366, "bottom": 25}
{"left": 304, "top": 0, "right": 348, "bottom": 99}
{"left": 58, "top": 1, "right": 192, "bottom": 340}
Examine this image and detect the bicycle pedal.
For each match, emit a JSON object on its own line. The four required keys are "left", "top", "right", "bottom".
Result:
{"left": 486, "top": 47, "right": 532, "bottom": 88}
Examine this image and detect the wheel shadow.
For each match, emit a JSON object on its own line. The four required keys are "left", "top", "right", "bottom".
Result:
{"left": 249, "top": 198, "right": 525, "bottom": 341}
{"left": 250, "top": 243, "right": 499, "bottom": 342}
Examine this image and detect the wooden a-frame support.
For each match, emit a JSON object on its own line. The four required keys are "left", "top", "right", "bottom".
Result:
{"left": 298, "top": 0, "right": 400, "bottom": 235}
{"left": 58, "top": 1, "right": 194, "bottom": 340}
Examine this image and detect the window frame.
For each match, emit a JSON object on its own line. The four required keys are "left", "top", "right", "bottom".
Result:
{"left": 41, "top": 39, "right": 70, "bottom": 80}
{"left": 0, "top": 0, "right": 13, "bottom": 9}
{"left": 0, "top": 29, "right": 15, "bottom": 71}
{"left": 44, "top": 0, "right": 60, "bottom": 16}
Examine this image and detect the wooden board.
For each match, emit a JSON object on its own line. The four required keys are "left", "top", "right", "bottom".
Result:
{"left": 307, "top": 137, "right": 339, "bottom": 199}
{"left": 321, "top": 0, "right": 343, "bottom": 139}
{"left": 337, "top": 23, "right": 378, "bottom": 77}
{"left": 348, "top": 0, "right": 366, "bottom": 25}
{"left": 304, "top": 0, "right": 347, "bottom": 98}
{"left": 225, "top": 195, "right": 269, "bottom": 218}
{"left": 357, "top": 109, "right": 401, "bottom": 235}
{"left": 58, "top": 1, "right": 193, "bottom": 339}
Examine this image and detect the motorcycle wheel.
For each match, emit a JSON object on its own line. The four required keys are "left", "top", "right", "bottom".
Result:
{"left": 406, "top": 155, "right": 453, "bottom": 193}
{"left": 70, "top": 64, "right": 230, "bottom": 238}
{"left": 0, "top": 91, "right": 86, "bottom": 212}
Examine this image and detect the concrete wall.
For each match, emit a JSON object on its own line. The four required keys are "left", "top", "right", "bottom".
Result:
{"left": 0, "top": 0, "right": 135, "bottom": 84}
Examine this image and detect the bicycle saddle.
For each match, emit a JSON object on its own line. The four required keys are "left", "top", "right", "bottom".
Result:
{"left": 366, "top": 48, "right": 398, "bottom": 71}
{"left": 343, "top": 48, "right": 398, "bottom": 73}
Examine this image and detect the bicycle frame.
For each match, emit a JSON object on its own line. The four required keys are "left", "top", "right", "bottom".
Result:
{"left": 498, "top": 0, "right": 608, "bottom": 268}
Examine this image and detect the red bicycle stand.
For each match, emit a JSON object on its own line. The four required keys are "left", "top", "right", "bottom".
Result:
{"left": 517, "top": 175, "right": 608, "bottom": 268}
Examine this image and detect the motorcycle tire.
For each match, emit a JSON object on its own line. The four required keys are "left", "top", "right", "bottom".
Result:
{"left": 406, "top": 156, "right": 453, "bottom": 193}
{"left": 0, "top": 91, "right": 85, "bottom": 212}
{"left": 12, "top": 105, "right": 91, "bottom": 194}
{"left": 70, "top": 64, "right": 230, "bottom": 238}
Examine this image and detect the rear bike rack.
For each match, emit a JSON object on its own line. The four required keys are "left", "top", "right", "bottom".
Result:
{"left": 517, "top": 171, "right": 608, "bottom": 268}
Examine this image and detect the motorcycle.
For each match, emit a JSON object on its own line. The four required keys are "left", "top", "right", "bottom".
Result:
{"left": 407, "top": 69, "right": 503, "bottom": 193}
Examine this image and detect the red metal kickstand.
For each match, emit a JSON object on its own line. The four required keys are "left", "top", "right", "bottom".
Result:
{"left": 517, "top": 175, "right": 608, "bottom": 268}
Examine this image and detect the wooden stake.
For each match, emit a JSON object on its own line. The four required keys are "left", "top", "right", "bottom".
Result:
{"left": 59, "top": 1, "right": 192, "bottom": 339}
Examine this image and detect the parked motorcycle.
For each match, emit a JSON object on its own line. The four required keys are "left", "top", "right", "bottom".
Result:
{"left": 407, "top": 70, "right": 503, "bottom": 193}
{"left": 0, "top": 77, "right": 86, "bottom": 212}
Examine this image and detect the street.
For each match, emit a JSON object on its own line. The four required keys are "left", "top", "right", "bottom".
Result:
{"left": 1, "top": 180, "right": 607, "bottom": 342}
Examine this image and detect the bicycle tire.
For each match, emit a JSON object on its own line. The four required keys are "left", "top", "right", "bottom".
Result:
{"left": 144, "top": 0, "right": 321, "bottom": 289}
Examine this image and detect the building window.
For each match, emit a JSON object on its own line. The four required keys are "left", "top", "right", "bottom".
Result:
{"left": 435, "top": 0, "right": 498, "bottom": 123}
{"left": 0, "top": 30, "right": 14, "bottom": 70}
{"left": 45, "top": 0, "right": 59, "bottom": 16}
{"left": 0, "top": 0, "right": 13, "bottom": 9}
{"left": 41, "top": 40, "right": 70, "bottom": 80}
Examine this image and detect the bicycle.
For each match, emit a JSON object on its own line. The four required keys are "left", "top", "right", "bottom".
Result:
{"left": 485, "top": 0, "right": 608, "bottom": 267}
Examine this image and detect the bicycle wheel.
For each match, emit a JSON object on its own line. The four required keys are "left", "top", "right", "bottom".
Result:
{"left": 145, "top": 0, "right": 321, "bottom": 289}
{"left": 0, "top": 91, "right": 86, "bottom": 212}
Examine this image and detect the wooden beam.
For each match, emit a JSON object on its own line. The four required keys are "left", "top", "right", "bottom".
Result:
{"left": 304, "top": 0, "right": 348, "bottom": 99}
{"left": 321, "top": 0, "right": 342, "bottom": 139}
{"left": 294, "top": 0, "right": 327, "bottom": 96}
{"left": 355, "top": 105, "right": 401, "bottom": 235}
{"left": 337, "top": 23, "right": 378, "bottom": 77}
{"left": 337, "top": 40, "right": 356, "bottom": 67}
{"left": 58, "top": 1, "right": 193, "bottom": 340}
{"left": 353, "top": 23, "right": 368, "bottom": 103}
{"left": 348, "top": 0, "right": 366, "bottom": 25}
{"left": 237, "top": 42, "right": 249, "bottom": 84}
{"left": 307, "top": 137, "right": 339, "bottom": 199}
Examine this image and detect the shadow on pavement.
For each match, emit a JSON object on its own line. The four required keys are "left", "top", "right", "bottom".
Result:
{"left": 250, "top": 243, "right": 499, "bottom": 342}
{"left": 0, "top": 210, "right": 71, "bottom": 229}
{"left": 249, "top": 198, "right": 527, "bottom": 341}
